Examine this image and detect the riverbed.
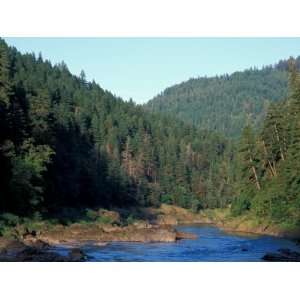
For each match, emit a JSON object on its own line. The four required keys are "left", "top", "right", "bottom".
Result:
{"left": 51, "top": 224, "right": 300, "bottom": 261}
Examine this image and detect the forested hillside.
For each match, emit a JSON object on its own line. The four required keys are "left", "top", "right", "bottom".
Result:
{"left": 1, "top": 37, "right": 299, "bottom": 232}
{"left": 231, "top": 59, "right": 300, "bottom": 227}
{"left": 146, "top": 58, "right": 300, "bottom": 138}
{"left": 0, "top": 38, "right": 233, "bottom": 219}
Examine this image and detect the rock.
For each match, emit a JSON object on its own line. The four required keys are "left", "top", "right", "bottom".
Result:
{"left": 262, "top": 249, "right": 300, "bottom": 262}
{"left": 176, "top": 231, "right": 197, "bottom": 240}
{"left": 156, "top": 215, "right": 178, "bottom": 226}
{"left": 22, "top": 236, "right": 49, "bottom": 249}
{"left": 15, "top": 246, "right": 68, "bottom": 262}
{"left": 0, "top": 239, "right": 24, "bottom": 251}
{"left": 94, "top": 242, "right": 108, "bottom": 247}
{"left": 106, "top": 227, "right": 178, "bottom": 243}
{"left": 68, "top": 248, "right": 87, "bottom": 261}
{"left": 142, "top": 228, "right": 177, "bottom": 242}
{"left": 278, "top": 248, "right": 295, "bottom": 255}
{"left": 101, "top": 224, "right": 120, "bottom": 233}
{"left": 158, "top": 204, "right": 199, "bottom": 224}
{"left": 133, "top": 220, "right": 153, "bottom": 229}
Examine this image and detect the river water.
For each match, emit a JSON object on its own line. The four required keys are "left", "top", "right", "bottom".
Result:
{"left": 53, "top": 225, "right": 300, "bottom": 261}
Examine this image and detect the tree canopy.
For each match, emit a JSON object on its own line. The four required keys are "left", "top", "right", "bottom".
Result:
{"left": 146, "top": 59, "right": 300, "bottom": 138}
{"left": 0, "top": 38, "right": 232, "bottom": 218}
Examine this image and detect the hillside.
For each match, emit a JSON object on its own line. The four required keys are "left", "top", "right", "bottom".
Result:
{"left": 146, "top": 58, "right": 300, "bottom": 137}
{"left": 0, "top": 38, "right": 233, "bottom": 223}
{"left": 1, "top": 37, "right": 299, "bottom": 238}
{"left": 231, "top": 59, "right": 300, "bottom": 228}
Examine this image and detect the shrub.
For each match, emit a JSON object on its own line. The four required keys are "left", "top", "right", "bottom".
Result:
{"left": 96, "top": 215, "right": 113, "bottom": 225}
{"left": 231, "top": 195, "right": 251, "bottom": 217}
{"left": 0, "top": 223, "right": 16, "bottom": 238}
{"left": 125, "top": 214, "right": 136, "bottom": 225}
{"left": 85, "top": 209, "right": 98, "bottom": 221}
{"left": 0, "top": 213, "right": 20, "bottom": 226}
{"left": 160, "top": 194, "right": 172, "bottom": 204}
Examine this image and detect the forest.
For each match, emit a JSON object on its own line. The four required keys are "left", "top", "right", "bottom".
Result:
{"left": 231, "top": 59, "right": 300, "bottom": 227}
{"left": 146, "top": 58, "right": 300, "bottom": 138}
{"left": 0, "top": 37, "right": 300, "bottom": 232}
{"left": 0, "top": 38, "right": 233, "bottom": 223}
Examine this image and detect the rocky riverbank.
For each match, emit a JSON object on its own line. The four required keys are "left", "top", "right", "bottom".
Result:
{"left": 262, "top": 248, "right": 300, "bottom": 262}
{"left": 0, "top": 214, "right": 197, "bottom": 261}
{"left": 0, "top": 204, "right": 299, "bottom": 261}
{"left": 149, "top": 205, "right": 300, "bottom": 239}
{"left": 196, "top": 209, "right": 300, "bottom": 240}
{"left": 0, "top": 238, "right": 89, "bottom": 261}
{"left": 36, "top": 223, "right": 196, "bottom": 246}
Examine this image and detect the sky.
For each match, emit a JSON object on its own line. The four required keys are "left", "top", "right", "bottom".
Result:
{"left": 4, "top": 38, "right": 300, "bottom": 104}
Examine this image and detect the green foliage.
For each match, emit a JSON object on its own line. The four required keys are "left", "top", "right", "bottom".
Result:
{"left": 125, "top": 214, "right": 136, "bottom": 226}
{"left": 9, "top": 140, "right": 54, "bottom": 212}
{"left": 0, "top": 224, "right": 16, "bottom": 238}
{"left": 96, "top": 215, "right": 114, "bottom": 224}
{"left": 146, "top": 60, "right": 299, "bottom": 138}
{"left": 0, "top": 211, "right": 47, "bottom": 237}
{"left": 232, "top": 58, "right": 300, "bottom": 226}
{"left": 85, "top": 209, "right": 114, "bottom": 224}
{"left": 85, "top": 209, "right": 98, "bottom": 221}
{"left": 231, "top": 195, "right": 251, "bottom": 217}
{"left": 0, "top": 213, "right": 20, "bottom": 226}
{"left": 0, "top": 38, "right": 233, "bottom": 218}
{"left": 160, "top": 194, "right": 173, "bottom": 204}
{"left": 0, "top": 39, "right": 12, "bottom": 107}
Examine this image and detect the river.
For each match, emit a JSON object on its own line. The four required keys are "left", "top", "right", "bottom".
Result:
{"left": 52, "top": 224, "right": 300, "bottom": 261}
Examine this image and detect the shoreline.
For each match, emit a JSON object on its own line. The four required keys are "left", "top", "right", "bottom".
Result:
{"left": 0, "top": 204, "right": 299, "bottom": 261}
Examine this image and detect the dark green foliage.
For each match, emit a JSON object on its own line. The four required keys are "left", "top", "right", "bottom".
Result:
{"left": 230, "top": 195, "right": 251, "bottom": 217}
{"left": 146, "top": 60, "right": 300, "bottom": 138}
{"left": 0, "top": 38, "right": 232, "bottom": 219}
{"left": 1, "top": 38, "right": 299, "bottom": 230}
{"left": 232, "top": 58, "right": 300, "bottom": 226}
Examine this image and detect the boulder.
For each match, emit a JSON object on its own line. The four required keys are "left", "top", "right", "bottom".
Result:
{"left": 22, "top": 236, "right": 49, "bottom": 249}
{"left": 176, "top": 231, "right": 197, "bottom": 240}
{"left": 156, "top": 215, "right": 178, "bottom": 226}
{"left": 132, "top": 220, "right": 153, "bottom": 229}
{"left": 68, "top": 248, "right": 87, "bottom": 261}
{"left": 15, "top": 246, "right": 68, "bottom": 262}
{"left": 262, "top": 248, "right": 300, "bottom": 262}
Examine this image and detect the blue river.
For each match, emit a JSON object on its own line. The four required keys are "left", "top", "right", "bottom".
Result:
{"left": 52, "top": 225, "right": 300, "bottom": 261}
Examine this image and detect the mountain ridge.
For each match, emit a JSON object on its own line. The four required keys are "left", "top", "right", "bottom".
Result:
{"left": 146, "top": 56, "right": 300, "bottom": 137}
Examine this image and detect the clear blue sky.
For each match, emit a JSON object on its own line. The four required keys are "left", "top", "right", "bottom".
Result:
{"left": 4, "top": 38, "right": 300, "bottom": 104}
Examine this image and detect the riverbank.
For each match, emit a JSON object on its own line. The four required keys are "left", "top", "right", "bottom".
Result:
{"left": 26, "top": 204, "right": 300, "bottom": 245}
{"left": 195, "top": 208, "right": 300, "bottom": 240}
{"left": 0, "top": 208, "right": 197, "bottom": 261}
{"left": 121, "top": 204, "right": 300, "bottom": 239}
{"left": 0, "top": 224, "right": 195, "bottom": 261}
{"left": 0, "top": 204, "right": 299, "bottom": 261}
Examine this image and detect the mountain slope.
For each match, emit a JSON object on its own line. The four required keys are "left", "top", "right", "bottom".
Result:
{"left": 146, "top": 58, "right": 300, "bottom": 137}
{"left": 0, "top": 38, "right": 233, "bottom": 220}
{"left": 231, "top": 59, "right": 300, "bottom": 227}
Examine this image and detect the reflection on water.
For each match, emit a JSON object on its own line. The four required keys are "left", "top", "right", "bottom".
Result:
{"left": 52, "top": 225, "right": 300, "bottom": 262}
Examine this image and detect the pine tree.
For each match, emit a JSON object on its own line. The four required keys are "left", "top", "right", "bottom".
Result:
{"left": 239, "top": 125, "right": 261, "bottom": 191}
{"left": 29, "top": 88, "right": 53, "bottom": 144}
{"left": 0, "top": 39, "right": 12, "bottom": 108}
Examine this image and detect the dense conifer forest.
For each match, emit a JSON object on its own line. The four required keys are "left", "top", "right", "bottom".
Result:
{"left": 0, "top": 38, "right": 233, "bottom": 221}
{"left": 231, "top": 59, "right": 300, "bottom": 227}
{"left": 0, "top": 38, "right": 299, "bottom": 231}
{"left": 146, "top": 58, "right": 300, "bottom": 138}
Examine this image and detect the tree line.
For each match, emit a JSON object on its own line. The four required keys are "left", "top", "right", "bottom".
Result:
{"left": 0, "top": 38, "right": 233, "bottom": 219}
{"left": 146, "top": 59, "right": 300, "bottom": 138}
{"left": 231, "top": 58, "right": 300, "bottom": 227}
